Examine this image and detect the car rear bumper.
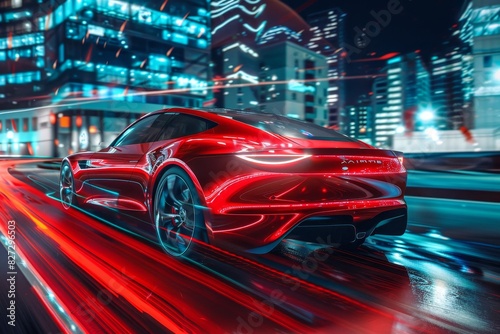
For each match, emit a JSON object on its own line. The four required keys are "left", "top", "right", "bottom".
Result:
{"left": 208, "top": 202, "right": 407, "bottom": 254}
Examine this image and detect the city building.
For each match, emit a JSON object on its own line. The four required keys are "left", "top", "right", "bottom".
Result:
{"left": 259, "top": 40, "right": 329, "bottom": 126}
{"left": 0, "top": 0, "right": 211, "bottom": 157}
{"left": 306, "top": 8, "right": 346, "bottom": 128}
{"left": 372, "top": 53, "right": 430, "bottom": 148}
{"left": 430, "top": 47, "right": 469, "bottom": 130}
{"left": 210, "top": 0, "right": 266, "bottom": 109}
{"left": 389, "top": 0, "right": 500, "bottom": 153}
{"left": 344, "top": 94, "right": 373, "bottom": 144}
{"left": 459, "top": 1, "right": 475, "bottom": 129}
{"left": 212, "top": 42, "right": 261, "bottom": 109}
{"left": 468, "top": 0, "right": 500, "bottom": 129}
{"left": 210, "top": 0, "right": 312, "bottom": 111}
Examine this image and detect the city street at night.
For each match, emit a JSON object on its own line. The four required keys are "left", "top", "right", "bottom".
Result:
{"left": 1, "top": 158, "right": 499, "bottom": 333}
{"left": 1, "top": 0, "right": 500, "bottom": 333}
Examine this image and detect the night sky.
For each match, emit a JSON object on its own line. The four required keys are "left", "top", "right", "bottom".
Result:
{"left": 280, "top": 0, "right": 468, "bottom": 104}
{"left": 280, "top": 0, "right": 468, "bottom": 60}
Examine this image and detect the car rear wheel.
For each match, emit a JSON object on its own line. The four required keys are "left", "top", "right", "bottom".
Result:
{"left": 60, "top": 162, "right": 76, "bottom": 209}
{"left": 154, "top": 167, "right": 206, "bottom": 257}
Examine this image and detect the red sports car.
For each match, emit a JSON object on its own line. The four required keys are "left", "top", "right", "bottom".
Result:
{"left": 60, "top": 108, "right": 407, "bottom": 256}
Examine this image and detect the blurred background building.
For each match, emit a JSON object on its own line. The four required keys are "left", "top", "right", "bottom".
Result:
{"left": 1, "top": 0, "right": 499, "bottom": 156}
{"left": 344, "top": 94, "right": 372, "bottom": 143}
{"left": 306, "top": 8, "right": 346, "bottom": 128}
{"left": 0, "top": 0, "right": 211, "bottom": 156}
{"left": 469, "top": 0, "right": 500, "bottom": 129}
{"left": 393, "top": 0, "right": 500, "bottom": 153}
{"left": 259, "top": 40, "right": 328, "bottom": 125}
{"left": 371, "top": 52, "right": 430, "bottom": 148}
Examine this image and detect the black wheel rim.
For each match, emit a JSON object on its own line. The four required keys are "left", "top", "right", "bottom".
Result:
{"left": 156, "top": 174, "right": 197, "bottom": 256}
{"left": 60, "top": 164, "right": 74, "bottom": 209}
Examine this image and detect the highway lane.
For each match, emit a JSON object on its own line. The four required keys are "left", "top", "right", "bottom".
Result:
{"left": 1, "top": 159, "right": 499, "bottom": 333}
{"left": 407, "top": 170, "right": 500, "bottom": 191}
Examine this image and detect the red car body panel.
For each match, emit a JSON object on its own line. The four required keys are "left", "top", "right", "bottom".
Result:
{"left": 63, "top": 107, "right": 407, "bottom": 253}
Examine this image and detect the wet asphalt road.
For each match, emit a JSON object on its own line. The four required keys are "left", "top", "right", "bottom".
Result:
{"left": 1, "top": 160, "right": 499, "bottom": 333}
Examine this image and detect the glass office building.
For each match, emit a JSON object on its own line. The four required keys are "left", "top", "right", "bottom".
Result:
{"left": 307, "top": 8, "right": 346, "bottom": 128}
{"left": 0, "top": 0, "right": 211, "bottom": 156}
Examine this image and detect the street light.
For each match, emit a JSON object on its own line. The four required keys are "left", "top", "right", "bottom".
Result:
{"left": 418, "top": 109, "right": 435, "bottom": 122}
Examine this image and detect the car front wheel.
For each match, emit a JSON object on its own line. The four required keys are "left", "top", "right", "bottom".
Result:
{"left": 60, "top": 162, "right": 76, "bottom": 209}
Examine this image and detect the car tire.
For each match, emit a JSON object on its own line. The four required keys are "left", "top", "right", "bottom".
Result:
{"left": 154, "top": 167, "right": 207, "bottom": 257}
{"left": 60, "top": 161, "right": 76, "bottom": 209}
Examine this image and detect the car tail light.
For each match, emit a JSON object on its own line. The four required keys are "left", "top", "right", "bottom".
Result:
{"left": 394, "top": 151, "right": 404, "bottom": 166}
{"left": 236, "top": 154, "right": 311, "bottom": 165}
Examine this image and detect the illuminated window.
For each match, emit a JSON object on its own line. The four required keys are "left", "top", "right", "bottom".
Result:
{"left": 4, "top": 10, "right": 32, "bottom": 22}
{"left": 12, "top": 0, "right": 22, "bottom": 9}
{"left": 55, "top": 5, "right": 63, "bottom": 25}
{"left": 59, "top": 116, "right": 70, "bottom": 128}
{"left": 149, "top": 55, "right": 170, "bottom": 72}
{"left": 22, "top": 118, "right": 29, "bottom": 132}
{"left": 64, "top": 1, "right": 73, "bottom": 17}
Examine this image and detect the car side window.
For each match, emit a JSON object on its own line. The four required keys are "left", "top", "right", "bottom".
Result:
{"left": 158, "top": 114, "right": 216, "bottom": 141}
{"left": 113, "top": 113, "right": 174, "bottom": 147}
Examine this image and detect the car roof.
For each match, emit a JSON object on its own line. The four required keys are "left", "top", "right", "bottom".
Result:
{"left": 153, "top": 107, "right": 299, "bottom": 124}
{"left": 159, "top": 107, "right": 274, "bottom": 118}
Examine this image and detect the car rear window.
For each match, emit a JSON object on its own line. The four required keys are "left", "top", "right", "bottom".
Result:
{"left": 230, "top": 113, "right": 353, "bottom": 141}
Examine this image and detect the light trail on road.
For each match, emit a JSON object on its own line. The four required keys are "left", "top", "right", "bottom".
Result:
{"left": 1, "top": 159, "right": 499, "bottom": 333}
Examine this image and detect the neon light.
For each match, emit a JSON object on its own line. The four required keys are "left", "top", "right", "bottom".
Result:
{"left": 243, "top": 21, "right": 266, "bottom": 34}
{"left": 212, "top": 3, "right": 266, "bottom": 19}
{"left": 212, "top": 14, "right": 240, "bottom": 35}
{"left": 226, "top": 70, "right": 259, "bottom": 84}
{"left": 222, "top": 42, "right": 240, "bottom": 52}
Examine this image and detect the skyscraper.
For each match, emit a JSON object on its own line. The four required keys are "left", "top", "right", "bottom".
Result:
{"left": 306, "top": 8, "right": 346, "bottom": 128}
{"left": 372, "top": 53, "right": 430, "bottom": 148}
{"left": 210, "top": 0, "right": 266, "bottom": 109}
{"left": 467, "top": 0, "right": 500, "bottom": 129}
{"left": 0, "top": 0, "right": 211, "bottom": 157}
{"left": 259, "top": 40, "right": 328, "bottom": 126}
{"left": 345, "top": 94, "right": 373, "bottom": 144}
{"left": 430, "top": 47, "right": 470, "bottom": 130}
{"left": 210, "top": 0, "right": 310, "bottom": 110}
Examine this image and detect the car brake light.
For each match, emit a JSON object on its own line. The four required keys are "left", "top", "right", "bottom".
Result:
{"left": 236, "top": 154, "right": 311, "bottom": 165}
{"left": 394, "top": 151, "right": 404, "bottom": 166}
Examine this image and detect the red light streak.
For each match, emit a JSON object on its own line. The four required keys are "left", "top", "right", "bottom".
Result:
{"left": 7, "top": 32, "right": 13, "bottom": 49}
{"left": 45, "top": 11, "right": 52, "bottom": 31}
{"left": 351, "top": 52, "right": 400, "bottom": 63}
{"left": 233, "top": 64, "right": 243, "bottom": 73}
{"left": 85, "top": 45, "right": 94, "bottom": 63}
{"left": 119, "top": 20, "right": 128, "bottom": 33}
{"left": 179, "top": 12, "right": 190, "bottom": 26}
{"left": 160, "top": 0, "right": 168, "bottom": 11}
